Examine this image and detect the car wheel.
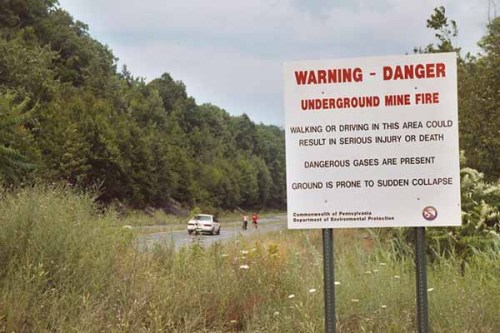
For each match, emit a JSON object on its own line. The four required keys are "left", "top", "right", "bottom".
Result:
{"left": 216, "top": 227, "right": 221, "bottom": 235}
{"left": 188, "top": 230, "right": 193, "bottom": 235}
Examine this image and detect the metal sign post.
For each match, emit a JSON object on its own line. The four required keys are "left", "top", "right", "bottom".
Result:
{"left": 415, "top": 227, "right": 429, "bottom": 333}
{"left": 322, "top": 229, "right": 336, "bottom": 333}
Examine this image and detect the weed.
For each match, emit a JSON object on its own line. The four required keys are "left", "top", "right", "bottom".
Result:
{"left": 0, "top": 186, "right": 498, "bottom": 332}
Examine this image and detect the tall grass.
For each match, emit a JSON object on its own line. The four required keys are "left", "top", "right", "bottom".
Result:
{"left": 0, "top": 185, "right": 134, "bottom": 331}
{"left": 0, "top": 186, "right": 498, "bottom": 332}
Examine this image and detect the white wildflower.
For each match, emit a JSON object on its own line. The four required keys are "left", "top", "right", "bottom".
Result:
{"left": 394, "top": 275, "right": 401, "bottom": 279}
{"left": 239, "top": 265, "right": 249, "bottom": 270}
{"left": 427, "top": 288, "right": 434, "bottom": 292}
{"left": 288, "top": 294, "right": 295, "bottom": 299}
{"left": 309, "top": 288, "right": 316, "bottom": 293}
{"left": 334, "top": 281, "right": 341, "bottom": 285}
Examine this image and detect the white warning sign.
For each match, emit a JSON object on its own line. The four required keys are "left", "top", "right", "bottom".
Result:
{"left": 284, "top": 53, "right": 461, "bottom": 229}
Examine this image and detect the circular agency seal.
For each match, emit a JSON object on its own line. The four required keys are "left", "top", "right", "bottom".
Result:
{"left": 422, "top": 206, "right": 438, "bottom": 221}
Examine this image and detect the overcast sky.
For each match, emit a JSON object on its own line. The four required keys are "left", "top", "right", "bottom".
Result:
{"left": 57, "top": 0, "right": 496, "bottom": 126}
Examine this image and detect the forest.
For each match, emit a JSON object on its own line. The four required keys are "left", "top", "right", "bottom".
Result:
{"left": 0, "top": 0, "right": 286, "bottom": 211}
{"left": 0, "top": 2, "right": 498, "bottom": 213}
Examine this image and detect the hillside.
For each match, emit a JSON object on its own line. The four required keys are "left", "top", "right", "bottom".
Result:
{"left": 0, "top": 1, "right": 286, "bottom": 210}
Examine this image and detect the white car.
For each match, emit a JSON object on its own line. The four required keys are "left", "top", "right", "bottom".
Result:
{"left": 187, "top": 214, "right": 221, "bottom": 235}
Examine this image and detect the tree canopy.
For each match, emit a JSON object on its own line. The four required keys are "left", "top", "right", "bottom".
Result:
{"left": 0, "top": 0, "right": 286, "bottom": 210}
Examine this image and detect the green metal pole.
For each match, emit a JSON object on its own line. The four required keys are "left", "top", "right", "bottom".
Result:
{"left": 415, "top": 227, "right": 429, "bottom": 333}
{"left": 322, "top": 229, "right": 336, "bottom": 333}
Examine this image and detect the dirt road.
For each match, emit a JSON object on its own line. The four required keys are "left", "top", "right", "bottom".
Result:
{"left": 137, "top": 215, "right": 287, "bottom": 250}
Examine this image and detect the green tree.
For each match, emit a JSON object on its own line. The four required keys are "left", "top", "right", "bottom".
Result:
{"left": 0, "top": 91, "right": 39, "bottom": 185}
{"left": 421, "top": 6, "right": 459, "bottom": 53}
{"left": 0, "top": 0, "right": 57, "bottom": 30}
{"left": 231, "top": 114, "right": 257, "bottom": 153}
{"left": 420, "top": 8, "right": 499, "bottom": 180}
{"left": 465, "top": 17, "right": 500, "bottom": 180}
{"left": 0, "top": 33, "right": 57, "bottom": 101}
{"left": 148, "top": 73, "right": 190, "bottom": 115}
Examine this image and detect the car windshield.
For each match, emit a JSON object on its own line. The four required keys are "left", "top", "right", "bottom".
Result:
{"left": 195, "top": 215, "right": 212, "bottom": 221}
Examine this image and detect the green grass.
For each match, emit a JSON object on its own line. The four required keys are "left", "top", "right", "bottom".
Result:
{"left": 0, "top": 186, "right": 498, "bottom": 332}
